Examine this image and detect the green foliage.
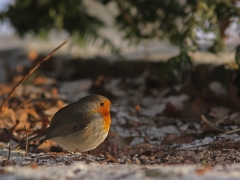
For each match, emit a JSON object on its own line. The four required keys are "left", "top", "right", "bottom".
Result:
{"left": 104, "top": 0, "right": 239, "bottom": 52}
{"left": 0, "top": 0, "right": 104, "bottom": 43}
{"left": 0, "top": 0, "right": 239, "bottom": 59}
{"left": 158, "top": 49, "right": 193, "bottom": 84}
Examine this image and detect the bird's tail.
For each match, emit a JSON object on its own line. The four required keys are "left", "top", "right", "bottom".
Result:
{"left": 15, "top": 129, "right": 49, "bottom": 149}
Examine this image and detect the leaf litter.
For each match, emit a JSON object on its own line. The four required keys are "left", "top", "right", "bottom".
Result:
{"left": 1, "top": 46, "right": 240, "bottom": 179}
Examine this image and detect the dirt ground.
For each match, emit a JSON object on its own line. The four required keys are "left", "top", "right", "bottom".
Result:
{"left": 0, "top": 37, "right": 240, "bottom": 179}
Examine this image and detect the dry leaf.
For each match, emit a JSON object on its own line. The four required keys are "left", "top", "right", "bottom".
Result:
{"left": 38, "top": 140, "right": 58, "bottom": 153}
{"left": 163, "top": 102, "right": 179, "bottom": 118}
{"left": 30, "top": 162, "right": 38, "bottom": 169}
{"left": 15, "top": 109, "right": 30, "bottom": 130}
{"left": 0, "top": 128, "right": 11, "bottom": 142}
{"left": 33, "top": 77, "right": 56, "bottom": 85}
{"left": 190, "top": 97, "right": 209, "bottom": 119}
{"left": 171, "top": 135, "right": 194, "bottom": 144}
{"left": 196, "top": 164, "right": 213, "bottom": 176}
{"left": 154, "top": 150, "right": 165, "bottom": 158}
{"left": 28, "top": 50, "right": 38, "bottom": 61}
{"left": 0, "top": 84, "right": 12, "bottom": 95}
{"left": 161, "top": 134, "right": 177, "bottom": 145}
{"left": 0, "top": 107, "right": 16, "bottom": 129}
{"left": 52, "top": 87, "right": 58, "bottom": 99}
{"left": 44, "top": 106, "right": 60, "bottom": 117}
{"left": 25, "top": 108, "right": 40, "bottom": 120}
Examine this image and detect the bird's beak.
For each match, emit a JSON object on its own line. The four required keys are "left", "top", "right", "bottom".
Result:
{"left": 110, "top": 103, "right": 117, "bottom": 107}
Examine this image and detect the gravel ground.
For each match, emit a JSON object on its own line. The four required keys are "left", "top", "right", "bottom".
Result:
{"left": 1, "top": 147, "right": 240, "bottom": 180}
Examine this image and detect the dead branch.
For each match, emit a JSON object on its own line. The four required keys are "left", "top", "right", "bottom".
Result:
{"left": 105, "top": 152, "right": 120, "bottom": 164}
{"left": 24, "top": 125, "right": 28, "bottom": 157}
{"left": 0, "top": 41, "right": 67, "bottom": 110}
{"left": 7, "top": 145, "right": 11, "bottom": 161}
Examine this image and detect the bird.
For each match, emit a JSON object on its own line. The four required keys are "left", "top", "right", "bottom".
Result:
{"left": 16, "top": 94, "right": 113, "bottom": 152}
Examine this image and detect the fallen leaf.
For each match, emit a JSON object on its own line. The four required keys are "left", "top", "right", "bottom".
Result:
{"left": 28, "top": 50, "right": 38, "bottom": 61}
{"left": 154, "top": 150, "right": 165, "bottom": 158}
{"left": 25, "top": 108, "right": 40, "bottom": 120}
{"left": 171, "top": 135, "right": 194, "bottom": 144}
{"left": 184, "top": 155, "right": 199, "bottom": 164}
{"left": 196, "top": 164, "right": 213, "bottom": 176}
{"left": 0, "top": 107, "right": 16, "bottom": 129}
{"left": 38, "top": 140, "right": 58, "bottom": 153}
{"left": 30, "top": 162, "right": 38, "bottom": 169}
{"left": 15, "top": 109, "right": 30, "bottom": 130}
{"left": 33, "top": 77, "right": 56, "bottom": 85}
{"left": 161, "top": 134, "right": 177, "bottom": 145}
{"left": 0, "top": 128, "right": 11, "bottom": 142}
{"left": 163, "top": 102, "right": 180, "bottom": 118}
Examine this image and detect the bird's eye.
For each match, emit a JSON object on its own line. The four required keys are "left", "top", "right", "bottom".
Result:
{"left": 100, "top": 103, "right": 104, "bottom": 106}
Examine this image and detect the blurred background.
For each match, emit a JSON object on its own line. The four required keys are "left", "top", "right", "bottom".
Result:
{"left": 0, "top": 0, "right": 240, "bottom": 83}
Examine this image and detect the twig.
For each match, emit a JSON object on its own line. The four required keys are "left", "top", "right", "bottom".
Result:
{"left": 174, "top": 139, "right": 240, "bottom": 152}
{"left": 224, "top": 128, "right": 240, "bottom": 135}
{"left": 24, "top": 125, "right": 28, "bottom": 157}
{"left": 201, "top": 115, "right": 216, "bottom": 129}
{"left": 7, "top": 144, "right": 11, "bottom": 161}
{"left": 105, "top": 152, "right": 120, "bottom": 164}
{"left": 0, "top": 41, "right": 67, "bottom": 110}
{"left": 98, "top": 158, "right": 110, "bottom": 164}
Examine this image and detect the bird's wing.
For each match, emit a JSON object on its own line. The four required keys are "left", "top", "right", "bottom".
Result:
{"left": 43, "top": 119, "right": 89, "bottom": 140}
{"left": 16, "top": 110, "right": 94, "bottom": 148}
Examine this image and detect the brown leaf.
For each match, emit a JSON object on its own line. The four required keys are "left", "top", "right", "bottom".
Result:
{"left": 0, "top": 169, "right": 9, "bottom": 175}
{"left": 1, "top": 160, "right": 16, "bottom": 167}
{"left": 171, "top": 135, "right": 194, "bottom": 144}
{"left": 181, "top": 82, "right": 202, "bottom": 98}
{"left": 108, "top": 136, "right": 134, "bottom": 150}
{"left": 196, "top": 164, "right": 213, "bottom": 176}
{"left": 161, "top": 134, "right": 177, "bottom": 145}
{"left": 0, "top": 107, "right": 16, "bottom": 129}
{"left": 184, "top": 155, "right": 199, "bottom": 164}
{"left": 0, "top": 84, "right": 13, "bottom": 96}
{"left": 15, "top": 109, "right": 30, "bottom": 130}
{"left": 33, "top": 77, "right": 56, "bottom": 85}
{"left": 52, "top": 87, "right": 58, "bottom": 99}
{"left": 44, "top": 106, "right": 61, "bottom": 117}
{"left": 91, "top": 131, "right": 134, "bottom": 154}
{"left": 209, "top": 107, "right": 231, "bottom": 121}
{"left": 161, "top": 134, "right": 194, "bottom": 145}
{"left": 154, "top": 150, "right": 165, "bottom": 158}
{"left": 90, "top": 140, "right": 112, "bottom": 154}
{"left": 163, "top": 102, "right": 180, "bottom": 118}
{"left": 25, "top": 108, "right": 40, "bottom": 120}
{"left": 0, "top": 128, "right": 11, "bottom": 142}
{"left": 190, "top": 97, "right": 209, "bottom": 119}
{"left": 30, "top": 162, "right": 38, "bottom": 169}
{"left": 38, "top": 140, "right": 58, "bottom": 153}
{"left": 118, "top": 143, "right": 154, "bottom": 157}
{"left": 28, "top": 50, "right": 38, "bottom": 61}
{"left": 105, "top": 152, "right": 120, "bottom": 164}
{"left": 179, "top": 97, "right": 209, "bottom": 122}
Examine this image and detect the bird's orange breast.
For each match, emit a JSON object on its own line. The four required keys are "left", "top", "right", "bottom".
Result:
{"left": 96, "top": 99, "right": 111, "bottom": 132}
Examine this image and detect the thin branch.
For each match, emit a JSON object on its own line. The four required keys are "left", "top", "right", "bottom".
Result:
{"left": 0, "top": 41, "right": 67, "bottom": 110}
{"left": 224, "top": 128, "right": 240, "bottom": 135}
{"left": 24, "top": 125, "right": 28, "bottom": 157}
{"left": 7, "top": 144, "right": 11, "bottom": 161}
{"left": 201, "top": 115, "right": 216, "bottom": 129}
{"left": 105, "top": 152, "right": 120, "bottom": 164}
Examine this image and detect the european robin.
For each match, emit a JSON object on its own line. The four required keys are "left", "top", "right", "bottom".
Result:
{"left": 17, "top": 94, "right": 113, "bottom": 152}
